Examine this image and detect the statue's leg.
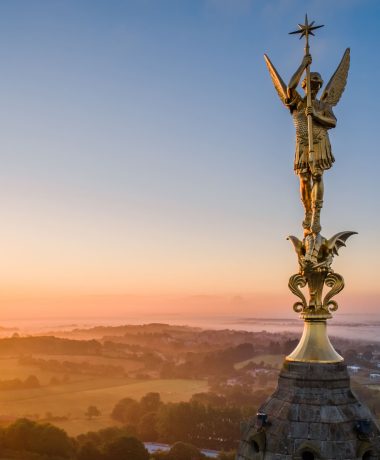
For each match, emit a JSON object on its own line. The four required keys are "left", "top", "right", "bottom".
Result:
{"left": 311, "top": 168, "right": 324, "bottom": 234}
{"left": 300, "top": 171, "right": 312, "bottom": 232}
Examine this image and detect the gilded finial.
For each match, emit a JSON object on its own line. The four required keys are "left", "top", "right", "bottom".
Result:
{"left": 289, "top": 14, "right": 324, "bottom": 39}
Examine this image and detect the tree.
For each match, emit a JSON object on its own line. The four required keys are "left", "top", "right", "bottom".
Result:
{"left": 137, "top": 411, "right": 158, "bottom": 441}
{"left": 111, "top": 397, "right": 140, "bottom": 424}
{"left": 140, "top": 392, "right": 161, "bottom": 414}
{"left": 77, "top": 441, "right": 104, "bottom": 460}
{"left": 85, "top": 405, "right": 101, "bottom": 420}
{"left": 156, "top": 401, "right": 207, "bottom": 445}
{"left": 32, "top": 422, "right": 73, "bottom": 457}
{"left": 77, "top": 426, "right": 138, "bottom": 451}
{"left": 23, "top": 375, "right": 40, "bottom": 388}
{"left": 5, "top": 418, "right": 36, "bottom": 451}
{"left": 167, "top": 442, "right": 204, "bottom": 460}
{"left": 103, "top": 436, "right": 149, "bottom": 460}
{"left": 4, "top": 419, "right": 73, "bottom": 457}
{"left": 190, "top": 392, "right": 227, "bottom": 408}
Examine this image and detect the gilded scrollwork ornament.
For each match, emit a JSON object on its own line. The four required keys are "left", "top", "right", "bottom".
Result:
{"left": 288, "top": 273, "right": 307, "bottom": 313}
{"left": 287, "top": 231, "right": 356, "bottom": 318}
{"left": 323, "top": 272, "right": 344, "bottom": 312}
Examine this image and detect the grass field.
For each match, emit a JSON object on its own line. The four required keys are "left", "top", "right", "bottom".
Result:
{"left": 234, "top": 354, "right": 284, "bottom": 370}
{"left": 0, "top": 377, "right": 208, "bottom": 436}
{"left": 35, "top": 354, "right": 143, "bottom": 369}
{"left": 0, "top": 356, "right": 208, "bottom": 436}
{"left": 0, "top": 357, "right": 66, "bottom": 383}
{"left": 0, "top": 354, "right": 145, "bottom": 388}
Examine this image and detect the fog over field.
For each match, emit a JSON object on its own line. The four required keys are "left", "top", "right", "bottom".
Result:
{"left": 1, "top": 313, "right": 379, "bottom": 341}
{"left": 0, "top": 317, "right": 377, "bottom": 459}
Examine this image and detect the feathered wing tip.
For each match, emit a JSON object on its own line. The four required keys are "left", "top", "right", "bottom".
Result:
{"left": 326, "top": 231, "right": 358, "bottom": 256}
{"left": 321, "top": 48, "right": 350, "bottom": 107}
{"left": 264, "top": 54, "right": 288, "bottom": 106}
{"left": 287, "top": 235, "right": 303, "bottom": 256}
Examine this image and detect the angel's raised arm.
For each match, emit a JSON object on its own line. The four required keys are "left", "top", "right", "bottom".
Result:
{"left": 287, "top": 54, "right": 312, "bottom": 99}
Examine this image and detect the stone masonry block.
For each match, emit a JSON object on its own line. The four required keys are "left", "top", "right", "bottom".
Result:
{"left": 320, "top": 405, "right": 344, "bottom": 423}
{"left": 290, "top": 421, "right": 308, "bottom": 438}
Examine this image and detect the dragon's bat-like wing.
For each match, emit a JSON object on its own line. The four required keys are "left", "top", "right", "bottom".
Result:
{"left": 321, "top": 48, "right": 350, "bottom": 107}
{"left": 326, "top": 231, "right": 357, "bottom": 256}
{"left": 264, "top": 54, "right": 288, "bottom": 106}
{"left": 287, "top": 235, "right": 303, "bottom": 258}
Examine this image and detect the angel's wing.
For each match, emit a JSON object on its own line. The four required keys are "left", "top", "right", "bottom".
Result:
{"left": 326, "top": 231, "right": 357, "bottom": 256}
{"left": 321, "top": 48, "right": 350, "bottom": 107}
{"left": 264, "top": 54, "right": 288, "bottom": 106}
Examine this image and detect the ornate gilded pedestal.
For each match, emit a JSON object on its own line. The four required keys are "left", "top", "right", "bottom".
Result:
{"left": 286, "top": 230, "right": 356, "bottom": 363}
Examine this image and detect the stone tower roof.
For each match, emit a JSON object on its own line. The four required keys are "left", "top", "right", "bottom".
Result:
{"left": 237, "top": 361, "right": 380, "bottom": 459}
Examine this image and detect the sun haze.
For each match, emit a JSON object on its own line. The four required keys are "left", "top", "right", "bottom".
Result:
{"left": 0, "top": 0, "right": 378, "bottom": 320}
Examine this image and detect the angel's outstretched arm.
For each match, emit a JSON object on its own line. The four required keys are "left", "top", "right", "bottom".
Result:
{"left": 287, "top": 54, "right": 312, "bottom": 99}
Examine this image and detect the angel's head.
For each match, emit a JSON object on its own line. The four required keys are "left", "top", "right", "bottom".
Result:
{"left": 301, "top": 72, "right": 323, "bottom": 98}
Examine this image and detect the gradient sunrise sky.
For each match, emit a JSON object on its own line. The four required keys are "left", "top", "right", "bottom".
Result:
{"left": 0, "top": 0, "right": 379, "bottom": 319}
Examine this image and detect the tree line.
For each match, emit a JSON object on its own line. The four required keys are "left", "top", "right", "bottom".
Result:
{"left": 0, "top": 418, "right": 235, "bottom": 460}
{"left": 110, "top": 391, "right": 260, "bottom": 451}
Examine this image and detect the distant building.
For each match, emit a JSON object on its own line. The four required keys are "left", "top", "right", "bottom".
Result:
{"left": 347, "top": 365, "right": 360, "bottom": 374}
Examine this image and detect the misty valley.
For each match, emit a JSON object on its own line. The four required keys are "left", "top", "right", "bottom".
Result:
{"left": 0, "top": 323, "right": 376, "bottom": 458}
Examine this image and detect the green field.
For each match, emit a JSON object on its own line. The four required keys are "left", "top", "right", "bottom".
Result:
{"left": 0, "top": 357, "right": 208, "bottom": 435}
{"left": 0, "top": 377, "right": 208, "bottom": 435}
{"left": 234, "top": 354, "right": 284, "bottom": 370}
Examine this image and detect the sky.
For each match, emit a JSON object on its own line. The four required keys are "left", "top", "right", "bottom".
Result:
{"left": 0, "top": 0, "right": 379, "bottom": 320}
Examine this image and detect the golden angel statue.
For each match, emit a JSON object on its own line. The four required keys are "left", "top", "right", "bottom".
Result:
{"left": 264, "top": 47, "right": 350, "bottom": 234}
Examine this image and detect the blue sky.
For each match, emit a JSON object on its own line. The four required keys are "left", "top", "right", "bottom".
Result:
{"left": 0, "top": 0, "right": 378, "bottom": 318}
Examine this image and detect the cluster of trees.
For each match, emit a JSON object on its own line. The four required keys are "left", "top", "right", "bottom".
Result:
{"left": 160, "top": 343, "right": 256, "bottom": 379}
{"left": 110, "top": 391, "right": 258, "bottom": 450}
{"left": 8, "top": 326, "right": 310, "bottom": 385}
{"left": 77, "top": 434, "right": 149, "bottom": 460}
{"left": 0, "top": 418, "right": 73, "bottom": 459}
{"left": 0, "top": 420, "right": 150, "bottom": 460}
{"left": 19, "top": 356, "right": 125, "bottom": 377}
{"left": 0, "top": 375, "right": 40, "bottom": 391}
{"left": 77, "top": 427, "right": 235, "bottom": 460}
{"left": 111, "top": 392, "right": 162, "bottom": 441}
{"left": 0, "top": 391, "right": 243, "bottom": 458}
{"left": 193, "top": 387, "right": 273, "bottom": 411}
{"left": 0, "top": 419, "right": 211, "bottom": 460}
{"left": 0, "top": 419, "right": 236, "bottom": 460}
